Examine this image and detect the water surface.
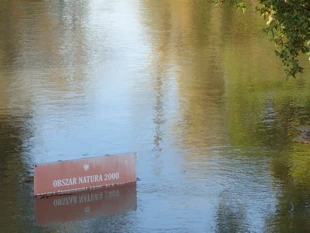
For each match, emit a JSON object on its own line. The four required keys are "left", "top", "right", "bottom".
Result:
{"left": 1, "top": 0, "right": 310, "bottom": 232}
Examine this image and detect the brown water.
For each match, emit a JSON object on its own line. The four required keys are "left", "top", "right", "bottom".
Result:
{"left": 1, "top": 0, "right": 310, "bottom": 232}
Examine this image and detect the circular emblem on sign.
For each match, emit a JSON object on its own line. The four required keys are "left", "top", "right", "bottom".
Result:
{"left": 83, "top": 164, "right": 89, "bottom": 171}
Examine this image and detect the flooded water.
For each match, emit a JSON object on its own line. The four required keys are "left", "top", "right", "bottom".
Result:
{"left": 1, "top": 0, "right": 310, "bottom": 232}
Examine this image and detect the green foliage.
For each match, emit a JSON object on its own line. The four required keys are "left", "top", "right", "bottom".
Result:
{"left": 216, "top": 0, "right": 310, "bottom": 78}
{"left": 215, "top": 0, "right": 246, "bottom": 12}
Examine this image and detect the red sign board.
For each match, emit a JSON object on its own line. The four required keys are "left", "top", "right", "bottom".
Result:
{"left": 34, "top": 153, "right": 136, "bottom": 196}
{"left": 35, "top": 183, "right": 137, "bottom": 225}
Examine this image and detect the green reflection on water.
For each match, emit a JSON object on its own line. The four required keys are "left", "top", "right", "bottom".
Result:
{"left": 142, "top": 0, "right": 310, "bottom": 231}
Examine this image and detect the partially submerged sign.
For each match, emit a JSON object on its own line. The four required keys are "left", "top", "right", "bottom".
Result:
{"left": 35, "top": 183, "right": 137, "bottom": 225}
{"left": 34, "top": 153, "right": 136, "bottom": 196}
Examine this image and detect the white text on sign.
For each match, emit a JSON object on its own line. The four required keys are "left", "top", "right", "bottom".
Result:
{"left": 52, "top": 173, "right": 120, "bottom": 188}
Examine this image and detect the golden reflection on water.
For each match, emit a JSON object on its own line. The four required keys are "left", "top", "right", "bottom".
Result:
{"left": 142, "top": 0, "right": 226, "bottom": 153}
{"left": 141, "top": 2, "right": 310, "bottom": 231}
{"left": 0, "top": 0, "right": 90, "bottom": 115}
